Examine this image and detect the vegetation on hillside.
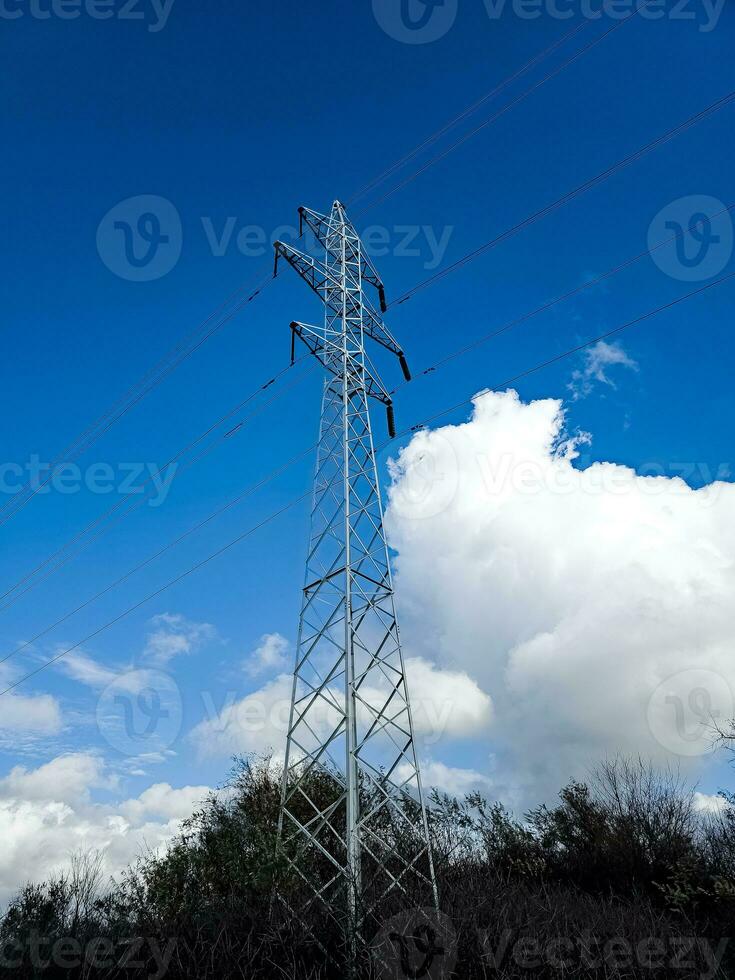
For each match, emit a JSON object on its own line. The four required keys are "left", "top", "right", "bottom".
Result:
{"left": 1, "top": 756, "right": 734, "bottom": 978}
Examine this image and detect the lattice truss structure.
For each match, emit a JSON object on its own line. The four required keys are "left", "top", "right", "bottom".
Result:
{"left": 273, "top": 201, "right": 438, "bottom": 934}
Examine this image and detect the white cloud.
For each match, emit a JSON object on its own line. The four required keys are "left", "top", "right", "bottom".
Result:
{"left": 190, "top": 659, "right": 492, "bottom": 760}
{"left": 0, "top": 691, "right": 62, "bottom": 735}
{"left": 568, "top": 340, "right": 638, "bottom": 400}
{"left": 54, "top": 612, "right": 216, "bottom": 690}
{"left": 119, "top": 782, "right": 211, "bottom": 823}
{"left": 693, "top": 791, "right": 730, "bottom": 815}
{"left": 0, "top": 752, "right": 208, "bottom": 909}
{"left": 190, "top": 674, "right": 294, "bottom": 761}
{"left": 143, "top": 613, "right": 216, "bottom": 665}
{"left": 245, "top": 632, "right": 290, "bottom": 676}
{"left": 0, "top": 660, "right": 62, "bottom": 737}
{"left": 59, "top": 651, "right": 121, "bottom": 689}
{"left": 399, "top": 759, "right": 494, "bottom": 797}
{"left": 369, "top": 657, "right": 492, "bottom": 746}
{"left": 0, "top": 754, "right": 114, "bottom": 804}
{"left": 385, "top": 388, "right": 735, "bottom": 806}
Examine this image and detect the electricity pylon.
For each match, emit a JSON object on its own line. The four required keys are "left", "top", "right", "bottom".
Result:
{"left": 273, "top": 201, "right": 438, "bottom": 950}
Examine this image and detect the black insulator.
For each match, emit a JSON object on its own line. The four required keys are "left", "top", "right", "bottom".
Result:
{"left": 398, "top": 352, "right": 411, "bottom": 382}
{"left": 386, "top": 403, "right": 396, "bottom": 439}
{"left": 378, "top": 284, "right": 387, "bottom": 313}
{"left": 298, "top": 207, "right": 305, "bottom": 237}
{"left": 273, "top": 244, "right": 280, "bottom": 278}
{"left": 290, "top": 325, "right": 296, "bottom": 365}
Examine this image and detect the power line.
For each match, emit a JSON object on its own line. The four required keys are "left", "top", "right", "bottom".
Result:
{"left": 2, "top": 17, "right": 629, "bottom": 532}
{"left": 0, "top": 269, "right": 275, "bottom": 528}
{"left": 2, "top": 13, "right": 637, "bottom": 531}
{"left": 0, "top": 444, "right": 316, "bottom": 669}
{"left": 0, "top": 362, "right": 311, "bottom": 614}
{"left": 4, "top": 268, "right": 733, "bottom": 699}
{"left": 389, "top": 89, "right": 735, "bottom": 307}
{"left": 0, "top": 492, "right": 311, "bottom": 698}
{"left": 346, "top": 17, "right": 593, "bottom": 206}
{"left": 397, "top": 269, "right": 735, "bottom": 436}
{"left": 389, "top": 203, "right": 735, "bottom": 393}
{"left": 8, "top": 206, "right": 731, "bottom": 670}
{"left": 355, "top": 1, "right": 648, "bottom": 217}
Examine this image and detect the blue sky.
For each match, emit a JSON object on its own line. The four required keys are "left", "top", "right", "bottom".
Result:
{"left": 1, "top": 0, "right": 734, "bottom": 883}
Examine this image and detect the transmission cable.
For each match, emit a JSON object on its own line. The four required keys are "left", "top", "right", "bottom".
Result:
{"left": 389, "top": 202, "right": 735, "bottom": 394}
{"left": 396, "top": 269, "right": 735, "bottom": 436}
{"left": 3, "top": 268, "right": 733, "bottom": 698}
{"left": 7, "top": 208, "right": 732, "bottom": 663}
{"left": 0, "top": 268, "right": 275, "bottom": 527}
{"left": 0, "top": 444, "right": 316, "bottom": 669}
{"left": 387, "top": 89, "right": 735, "bottom": 308}
{"left": 3, "top": 14, "right": 644, "bottom": 529}
{"left": 0, "top": 362, "right": 311, "bottom": 614}
{"left": 346, "top": 16, "right": 595, "bottom": 206}
{"left": 355, "top": 0, "right": 650, "bottom": 217}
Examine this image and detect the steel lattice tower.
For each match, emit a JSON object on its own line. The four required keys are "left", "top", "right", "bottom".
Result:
{"left": 273, "top": 201, "right": 438, "bottom": 946}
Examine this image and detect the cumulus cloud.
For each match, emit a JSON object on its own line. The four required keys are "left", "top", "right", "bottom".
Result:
{"left": 192, "top": 674, "right": 294, "bottom": 761}
{"left": 0, "top": 753, "right": 208, "bottom": 909}
{"left": 398, "top": 759, "right": 494, "bottom": 797}
{"left": 0, "top": 691, "right": 62, "bottom": 735}
{"left": 0, "top": 659, "right": 62, "bottom": 738}
{"left": 0, "top": 754, "right": 115, "bottom": 804}
{"left": 385, "top": 388, "right": 735, "bottom": 806}
{"left": 245, "top": 633, "right": 291, "bottom": 676}
{"left": 190, "top": 659, "right": 492, "bottom": 760}
{"left": 568, "top": 340, "right": 638, "bottom": 400}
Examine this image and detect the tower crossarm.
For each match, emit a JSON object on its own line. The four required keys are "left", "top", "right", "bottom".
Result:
{"left": 290, "top": 322, "right": 393, "bottom": 408}
{"left": 274, "top": 240, "right": 411, "bottom": 379}
{"left": 298, "top": 203, "right": 389, "bottom": 312}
